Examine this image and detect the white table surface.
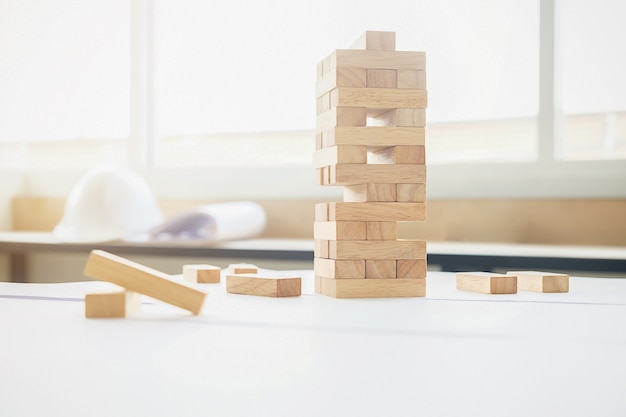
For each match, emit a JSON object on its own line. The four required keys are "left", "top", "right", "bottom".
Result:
{"left": 1, "top": 271, "right": 625, "bottom": 417}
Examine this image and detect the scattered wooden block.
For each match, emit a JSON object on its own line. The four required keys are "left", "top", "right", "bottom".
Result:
{"left": 314, "top": 258, "right": 365, "bottom": 279}
{"left": 456, "top": 272, "right": 517, "bottom": 294}
{"left": 366, "top": 221, "right": 397, "bottom": 240}
{"left": 397, "top": 259, "right": 427, "bottom": 279}
{"left": 330, "top": 239, "right": 426, "bottom": 260}
{"left": 316, "top": 276, "right": 426, "bottom": 298}
{"left": 329, "top": 164, "right": 426, "bottom": 185}
{"left": 507, "top": 271, "right": 569, "bottom": 293}
{"left": 83, "top": 250, "right": 207, "bottom": 315}
{"left": 330, "top": 87, "right": 427, "bottom": 110}
{"left": 183, "top": 264, "right": 221, "bottom": 284}
{"left": 329, "top": 202, "right": 426, "bottom": 221}
{"left": 314, "top": 221, "right": 367, "bottom": 240}
{"left": 226, "top": 275, "right": 301, "bottom": 297}
{"left": 344, "top": 183, "right": 397, "bottom": 202}
{"left": 328, "top": 126, "right": 425, "bottom": 147}
{"left": 229, "top": 263, "right": 258, "bottom": 274}
{"left": 365, "top": 260, "right": 396, "bottom": 279}
{"left": 349, "top": 31, "right": 396, "bottom": 51}
{"left": 85, "top": 289, "right": 141, "bottom": 318}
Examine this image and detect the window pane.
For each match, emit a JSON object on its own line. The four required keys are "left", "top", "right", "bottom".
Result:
{"left": 0, "top": 0, "right": 129, "bottom": 168}
{"left": 560, "top": 0, "right": 626, "bottom": 160}
{"left": 154, "top": 0, "right": 539, "bottom": 166}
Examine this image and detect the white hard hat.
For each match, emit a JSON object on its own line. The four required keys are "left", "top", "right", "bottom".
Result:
{"left": 53, "top": 165, "right": 164, "bottom": 243}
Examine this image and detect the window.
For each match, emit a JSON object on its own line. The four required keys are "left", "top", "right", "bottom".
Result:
{"left": 0, "top": 0, "right": 624, "bottom": 199}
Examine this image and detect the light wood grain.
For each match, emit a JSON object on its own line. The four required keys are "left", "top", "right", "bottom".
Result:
{"left": 331, "top": 87, "right": 427, "bottom": 109}
{"left": 183, "top": 264, "right": 221, "bottom": 284}
{"left": 329, "top": 202, "right": 426, "bottom": 221}
{"left": 366, "top": 69, "right": 397, "bottom": 88}
{"left": 226, "top": 274, "right": 301, "bottom": 297}
{"left": 329, "top": 239, "right": 426, "bottom": 260}
{"left": 397, "top": 259, "right": 427, "bottom": 278}
{"left": 335, "top": 50, "right": 425, "bottom": 71}
{"left": 312, "top": 145, "right": 367, "bottom": 168}
{"left": 456, "top": 272, "right": 517, "bottom": 294}
{"left": 349, "top": 31, "right": 396, "bottom": 51}
{"left": 397, "top": 70, "right": 427, "bottom": 89}
{"left": 366, "top": 221, "right": 398, "bottom": 240}
{"left": 316, "top": 276, "right": 426, "bottom": 298}
{"left": 329, "top": 164, "right": 426, "bottom": 185}
{"left": 316, "top": 68, "right": 367, "bottom": 98}
{"left": 365, "top": 260, "right": 396, "bottom": 278}
{"left": 84, "top": 289, "right": 141, "bottom": 318}
{"left": 327, "top": 126, "right": 425, "bottom": 147}
{"left": 83, "top": 250, "right": 207, "bottom": 315}
{"left": 314, "top": 257, "right": 365, "bottom": 279}
{"left": 507, "top": 271, "right": 569, "bottom": 293}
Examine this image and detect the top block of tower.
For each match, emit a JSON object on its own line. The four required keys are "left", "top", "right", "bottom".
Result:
{"left": 350, "top": 31, "right": 396, "bottom": 51}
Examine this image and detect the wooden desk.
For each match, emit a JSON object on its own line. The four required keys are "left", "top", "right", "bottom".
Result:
{"left": 0, "top": 271, "right": 625, "bottom": 417}
{"left": 1, "top": 232, "right": 625, "bottom": 282}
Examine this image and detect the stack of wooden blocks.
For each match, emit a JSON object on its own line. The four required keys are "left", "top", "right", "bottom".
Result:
{"left": 313, "top": 31, "right": 428, "bottom": 298}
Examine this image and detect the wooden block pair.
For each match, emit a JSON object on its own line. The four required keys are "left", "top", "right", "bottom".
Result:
{"left": 456, "top": 271, "right": 570, "bottom": 294}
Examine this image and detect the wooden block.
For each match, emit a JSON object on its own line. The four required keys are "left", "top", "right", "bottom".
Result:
{"left": 329, "top": 202, "right": 426, "bottom": 221}
{"left": 344, "top": 183, "right": 397, "bottom": 202}
{"left": 314, "top": 257, "right": 365, "bottom": 279}
{"left": 83, "top": 250, "right": 207, "bottom": 315}
{"left": 456, "top": 272, "right": 517, "bottom": 294}
{"left": 368, "top": 145, "right": 425, "bottom": 164}
{"left": 397, "top": 70, "right": 427, "bottom": 89}
{"left": 365, "top": 260, "right": 396, "bottom": 279}
{"left": 373, "top": 108, "right": 426, "bottom": 127}
{"left": 366, "top": 69, "right": 397, "bottom": 88}
{"left": 331, "top": 87, "right": 427, "bottom": 110}
{"left": 316, "top": 68, "right": 367, "bottom": 98}
{"left": 329, "top": 164, "right": 426, "bottom": 185}
{"left": 315, "top": 132, "right": 323, "bottom": 150}
{"left": 312, "top": 145, "right": 367, "bottom": 168}
{"left": 507, "top": 271, "right": 569, "bottom": 293}
{"left": 397, "top": 183, "right": 427, "bottom": 202}
{"left": 183, "top": 264, "right": 221, "bottom": 284}
{"left": 366, "top": 221, "right": 397, "bottom": 240}
{"left": 316, "top": 106, "right": 366, "bottom": 130}
{"left": 349, "top": 31, "right": 396, "bottom": 51}
{"left": 317, "top": 276, "right": 426, "bottom": 298}
{"left": 226, "top": 275, "right": 301, "bottom": 297}
{"left": 330, "top": 239, "right": 426, "bottom": 260}
{"left": 397, "top": 259, "right": 427, "bottom": 278}
{"left": 314, "top": 221, "right": 367, "bottom": 240}
{"left": 314, "top": 239, "right": 330, "bottom": 258}
{"left": 85, "top": 290, "right": 141, "bottom": 318}
{"left": 316, "top": 92, "right": 331, "bottom": 115}
{"left": 328, "top": 126, "right": 425, "bottom": 147}
{"left": 335, "top": 50, "right": 426, "bottom": 71}
{"left": 315, "top": 202, "right": 329, "bottom": 221}
{"left": 229, "top": 263, "right": 258, "bottom": 274}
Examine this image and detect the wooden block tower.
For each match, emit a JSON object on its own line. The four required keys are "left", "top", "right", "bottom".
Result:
{"left": 313, "top": 31, "right": 428, "bottom": 298}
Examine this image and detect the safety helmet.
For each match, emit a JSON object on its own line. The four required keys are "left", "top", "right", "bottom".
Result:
{"left": 53, "top": 165, "right": 164, "bottom": 242}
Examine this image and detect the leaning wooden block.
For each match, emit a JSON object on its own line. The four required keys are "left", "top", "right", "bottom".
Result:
{"left": 507, "top": 271, "right": 569, "bottom": 293}
{"left": 83, "top": 250, "right": 207, "bottom": 315}
{"left": 85, "top": 289, "right": 141, "bottom": 318}
{"left": 316, "top": 276, "right": 426, "bottom": 298}
{"left": 183, "top": 264, "right": 221, "bottom": 284}
{"left": 456, "top": 272, "right": 517, "bottom": 294}
{"left": 226, "top": 275, "right": 301, "bottom": 297}
{"left": 229, "top": 263, "right": 258, "bottom": 274}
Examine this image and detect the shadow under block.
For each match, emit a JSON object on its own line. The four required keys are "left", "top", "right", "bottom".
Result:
{"left": 456, "top": 272, "right": 518, "bottom": 294}
{"left": 83, "top": 250, "right": 207, "bottom": 315}
{"left": 329, "top": 202, "right": 426, "bottom": 221}
{"left": 85, "top": 290, "right": 141, "bottom": 318}
{"left": 183, "top": 264, "right": 221, "bottom": 284}
{"left": 226, "top": 275, "right": 301, "bottom": 297}
{"left": 316, "top": 276, "right": 426, "bottom": 298}
{"left": 507, "top": 271, "right": 569, "bottom": 293}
